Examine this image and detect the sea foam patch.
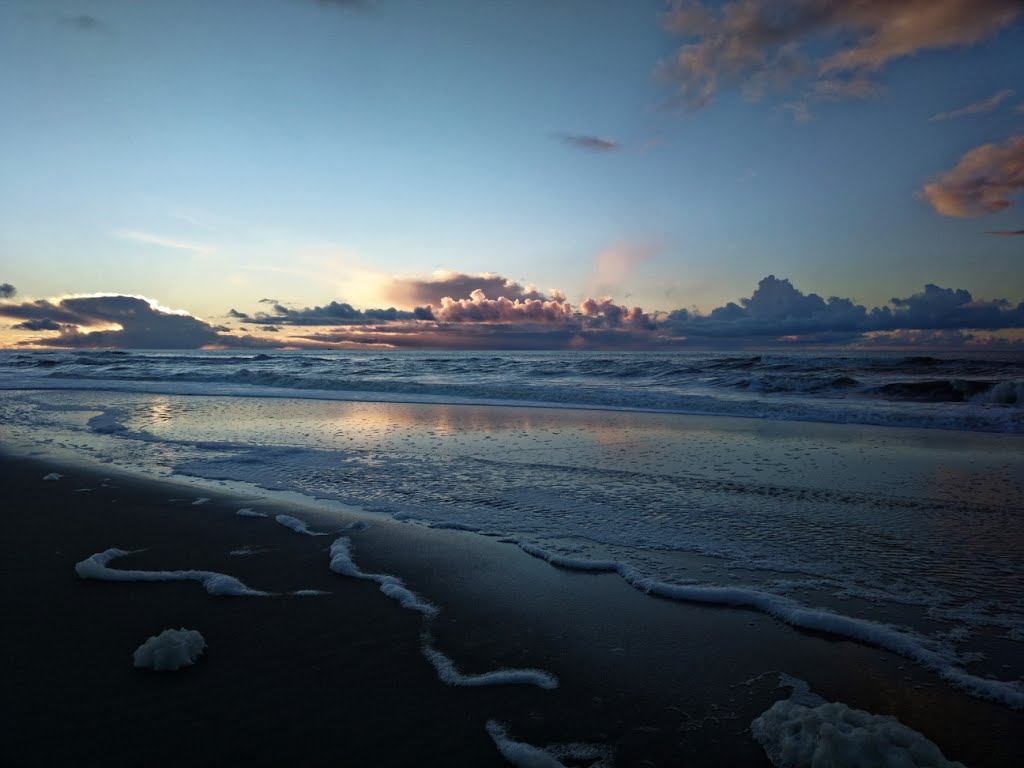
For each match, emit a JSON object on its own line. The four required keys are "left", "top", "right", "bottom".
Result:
{"left": 275, "top": 514, "right": 329, "bottom": 536}
{"left": 43, "top": 472, "right": 62, "bottom": 481}
{"left": 423, "top": 637, "right": 558, "bottom": 690}
{"left": 236, "top": 508, "right": 267, "bottom": 518}
{"left": 485, "top": 721, "right": 612, "bottom": 768}
{"left": 75, "top": 548, "right": 271, "bottom": 596}
{"left": 751, "top": 698, "right": 966, "bottom": 768}
{"left": 133, "top": 628, "right": 206, "bottom": 672}
{"left": 329, "top": 537, "right": 437, "bottom": 614}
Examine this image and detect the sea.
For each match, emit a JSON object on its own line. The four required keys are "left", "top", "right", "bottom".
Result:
{"left": 1, "top": 348, "right": 1022, "bottom": 719}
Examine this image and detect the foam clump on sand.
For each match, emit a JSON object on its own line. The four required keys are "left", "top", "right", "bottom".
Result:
{"left": 133, "top": 628, "right": 206, "bottom": 671}
{"left": 75, "top": 548, "right": 271, "bottom": 596}
{"left": 751, "top": 699, "right": 966, "bottom": 768}
{"left": 485, "top": 721, "right": 612, "bottom": 768}
{"left": 236, "top": 508, "right": 266, "bottom": 518}
{"left": 43, "top": 473, "right": 63, "bottom": 481}
{"left": 275, "top": 514, "right": 328, "bottom": 536}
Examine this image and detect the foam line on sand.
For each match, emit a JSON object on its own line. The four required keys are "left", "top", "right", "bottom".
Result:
{"left": 514, "top": 541, "right": 1024, "bottom": 709}
{"left": 75, "top": 548, "right": 272, "bottom": 596}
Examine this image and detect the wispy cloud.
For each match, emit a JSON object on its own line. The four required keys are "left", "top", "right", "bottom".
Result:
{"left": 557, "top": 134, "right": 621, "bottom": 152}
{"left": 920, "top": 134, "right": 1024, "bottom": 218}
{"left": 929, "top": 89, "right": 1014, "bottom": 121}
{"left": 114, "top": 229, "right": 214, "bottom": 257}
{"left": 63, "top": 14, "right": 100, "bottom": 31}
{"left": 986, "top": 229, "right": 1024, "bottom": 236}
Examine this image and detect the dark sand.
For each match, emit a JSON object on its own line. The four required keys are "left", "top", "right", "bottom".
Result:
{"left": 2, "top": 451, "right": 1021, "bottom": 767}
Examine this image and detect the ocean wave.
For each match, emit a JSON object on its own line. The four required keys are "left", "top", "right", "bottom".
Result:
{"left": 2, "top": 349, "right": 1023, "bottom": 433}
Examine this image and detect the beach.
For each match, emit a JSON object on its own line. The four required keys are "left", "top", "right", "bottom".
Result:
{"left": 2, "top": 384, "right": 1022, "bottom": 766}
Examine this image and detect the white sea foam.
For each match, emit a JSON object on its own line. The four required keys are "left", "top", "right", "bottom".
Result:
{"left": 751, "top": 698, "right": 966, "bottom": 768}
{"left": 75, "top": 548, "right": 271, "bottom": 596}
{"left": 133, "top": 628, "right": 206, "bottom": 671}
{"left": 88, "top": 411, "right": 127, "bottom": 433}
{"left": 422, "top": 639, "right": 558, "bottom": 690}
{"left": 42, "top": 472, "right": 62, "bottom": 481}
{"left": 515, "top": 541, "right": 1024, "bottom": 709}
{"left": 228, "top": 545, "right": 262, "bottom": 556}
{"left": 191, "top": 497, "right": 210, "bottom": 506}
{"left": 275, "top": 514, "right": 328, "bottom": 536}
{"left": 484, "top": 721, "right": 612, "bottom": 768}
{"left": 236, "top": 508, "right": 266, "bottom": 518}
{"left": 329, "top": 537, "right": 437, "bottom": 614}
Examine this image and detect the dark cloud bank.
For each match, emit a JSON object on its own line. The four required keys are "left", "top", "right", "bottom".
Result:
{"left": 3, "top": 275, "right": 1022, "bottom": 350}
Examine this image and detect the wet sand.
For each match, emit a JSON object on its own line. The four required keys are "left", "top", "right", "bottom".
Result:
{"left": 2, "top": 450, "right": 1021, "bottom": 767}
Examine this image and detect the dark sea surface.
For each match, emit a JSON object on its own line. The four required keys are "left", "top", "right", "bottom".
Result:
{"left": 1, "top": 348, "right": 1022, "bottom": 432}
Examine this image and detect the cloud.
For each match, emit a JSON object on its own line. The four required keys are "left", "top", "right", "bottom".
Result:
{"left": 589, "top": 244, "right": 656, "bottom": 296}
{"left": 929, "top": 89, "right": 1014, "bottom": 121}
{"left": 388, "top": 272, "right": 551, "bottom": 308}
{"left": 0, "top": 294, "right": 227, "bottom": 348}
{"left": 558, "top": 134, "right": 621, "bottom": 152}
{"left": 664, "top": 275, "right": 1024, "bottom": 341}
{"left": 920, "top": 135, "right": 1024, "bottom": 217}
{"left": 660, "top": 0, "right": 1020, "bottom": 109}
{"left": 986, "top": 229, "right": 1024, "bottom": 235}
{"left": 13, "top": 319, "right": 67, "bottom": 332}
{"left": 114, "top": 229, "right": 214, "bottom": 257}
{"left": 430, "top": 291, "right": 574, "bottom": 324}
{"left": 0, "top": 283, "right": 15, "bottom": 299}
{"left": 235, "top": 300, "right": 424, "bottom": 326}
{"left": 64, "top": 14, "right": 100, "bottom": 30}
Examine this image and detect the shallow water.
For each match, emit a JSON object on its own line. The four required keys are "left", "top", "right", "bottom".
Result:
{"left": 2, "top": 387, "right": 1022, "bottom": 710}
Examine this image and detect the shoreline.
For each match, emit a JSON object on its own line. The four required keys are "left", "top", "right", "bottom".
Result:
{"left": 3, "top": 447, "right": 1022, "bottom": 766}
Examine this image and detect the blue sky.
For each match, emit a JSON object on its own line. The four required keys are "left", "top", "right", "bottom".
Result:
{"left": 1, "top": 0, "right": 1022, "bottom": 349}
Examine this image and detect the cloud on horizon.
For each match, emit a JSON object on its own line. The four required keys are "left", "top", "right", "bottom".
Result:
{"left": 659, "top": 0, "right": 1021, "bottom": 110}
{"left": 921, "top": 134, "right": 1024, "bottom": 217}
{"left": 5, "top": 276, "right": 1023, "bottom": 350}
{"left": 0, "top": 294, "right": 256, "bottom": 349}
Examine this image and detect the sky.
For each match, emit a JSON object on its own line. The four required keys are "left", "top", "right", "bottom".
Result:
{"left": 0, "top": 0, "right": 1022, "bottom": 350}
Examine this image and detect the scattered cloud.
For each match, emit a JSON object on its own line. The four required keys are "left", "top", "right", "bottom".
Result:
{"left": 229, "top": 300, "right": 424, "bottom": 326}
{"left": 388, "top": 272, "right": 550, "bottom": 308}
{"left": 589, "top": 243, "right": 657, "bottom": 297}
{"left": 430, "top": 291, "right": 573, "bottom": 323}
{"left": 929, "top": 89, "right": 1014, "bottom": 121}
{"left": 0, "top": 283, "right": 15, "bottom": 299}
{"left": 659, "top": 0, "right": 1021, "bottom": 109}
{"left": 115, "top": 229, "right": 214, "bottom": 257}
{"left": 557, "top": 134, "right": 621, "bottom": 152}
{"left": 0, "top": 294, "right": 230, "bottom": 348}
{"left": 781, "top": 101, "right": 813, "bottom": 123}
{"left": 64, "top": 14, "right": 100, "bottom": 30}
{"left": 920, "top": 134, "right": 1024, "bottom": 217}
